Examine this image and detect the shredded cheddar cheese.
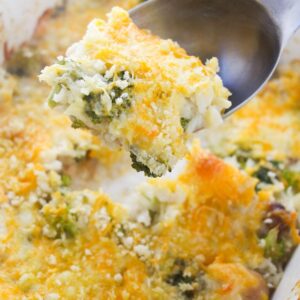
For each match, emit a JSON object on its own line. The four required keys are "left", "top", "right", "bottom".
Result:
{"left": 40, "top": 7, "right": 231, "bottom": 177}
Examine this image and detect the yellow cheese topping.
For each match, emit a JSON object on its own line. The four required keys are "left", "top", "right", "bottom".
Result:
{"left": 0, "top": 130, "right": 272, "bottom": 299}
{"left": 0, "top": 0, "right": 299, "bottom": 299}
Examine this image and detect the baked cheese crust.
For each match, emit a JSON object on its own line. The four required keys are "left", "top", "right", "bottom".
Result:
{"left": 0, "top": 0, "right": 299, "bottom": 299}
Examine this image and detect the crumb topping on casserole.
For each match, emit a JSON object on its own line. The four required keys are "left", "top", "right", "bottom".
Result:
{"left": 0, "top": 0, "right": 299, "bottom": 299}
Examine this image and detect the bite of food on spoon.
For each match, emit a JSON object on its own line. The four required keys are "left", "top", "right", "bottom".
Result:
{"left": 40, "top": 7, "right": 231, "bottom": 178}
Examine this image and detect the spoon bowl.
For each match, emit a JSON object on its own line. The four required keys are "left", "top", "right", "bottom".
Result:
{"left": 130, "top": 0, "right": 299, "bottom": 115}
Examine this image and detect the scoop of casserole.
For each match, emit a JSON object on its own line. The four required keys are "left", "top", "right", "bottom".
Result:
{"left": 40, "top": 7, "right": 231, "bottom": 177}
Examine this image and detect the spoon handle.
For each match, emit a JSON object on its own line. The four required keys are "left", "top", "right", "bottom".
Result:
{"left": 261, "top": 0, "right": 300, "bottom": 43}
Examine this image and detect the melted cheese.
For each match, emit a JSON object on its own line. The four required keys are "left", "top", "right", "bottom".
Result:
{"left": 0, "top": 0, "right": 298, "bottom": 299}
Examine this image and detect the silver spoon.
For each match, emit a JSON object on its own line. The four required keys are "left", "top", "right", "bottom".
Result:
{"left": 130, "top": 0, "right": 300, "bottom": 116}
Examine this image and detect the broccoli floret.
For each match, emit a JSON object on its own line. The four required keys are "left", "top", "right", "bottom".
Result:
{"left": 69, "top": 116, "right": 88, "bottom": 129}
{"left": 253, "top": 166, "right": 274, "bottom": 184}
{"left": 48, "top": 84, "right": 63, "bottom": 108}
{"left": 61, "top": 174, "right": 72, "bottom": 187}
{"left": 83, "top": 93, "right": 108, "bottom": 124}
{"left": 258, "top": 203, "right": 296, "bottom": 267}
{"left": 180, "top": 118, "right": 190, "bottom": 131}
{"left": 110, "top": 86, "right": 132, "bottom": 113}
{"left": 130, "top": 151, "right": 159, "bottom": 178}
{"left": 166, "top": 270, "right": 194, "bottom": 286}
{"left": 130, "top": 146, "right": 171, "bottom": 178}
{"left": 56, "top": 216, "right": 77, "bottom": 239}
{"left": 82, "top": 74, "right": 133, "bottom": 125}
{"left": 45, "top": 208, "right": 78, "bottom": 239}
{"left": 165, "top": 259, "right": 206, "bottom": 299}
{"left": 270, "top": 160, "right": 282, "bottom": 169}
{"left": 45, "top": 59, "right": 134, "bottom": 129}
{"left": 264, "top": 228, "right": 286, "bottom": 263}
{"left": 228, "top": 149, "right": 256, "bottom": 169}
{"left": 281, "top": 169, "right": 300, "bottom": 192}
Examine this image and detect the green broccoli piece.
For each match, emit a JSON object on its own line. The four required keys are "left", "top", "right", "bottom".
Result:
{"left": 281, "top": 169, "right": 300, "bottom": 192}
{"left": 270, "top": 160, "right": 282, "bottom": 169}
{"left": 130, "top": 151, "right": 159, "bottom": 178}
{"left": 264, "top": 228, "right": 286, "bottom": 263}
{"left": 83, "top": 93, "right": 106, "bottom": 124}
{"left": 253, "top": 166, "right": 274, "bottom": 184}
{"left": 228, "top": 149, "right": 255, "bottom": 169}
{"left": 180, "top": 118, "right": 190, "bottom": 131}
{"left": 55, "top": 216, "right": 77, "bottom": 239}
{"left": 44, "top": 203, "right": 78, "bottom": 240}
{"left": 61, "top": 174, "right": 72, "bottom": 187}
{"left": 70, "top": 116, "right": 88, "bottom": 129}
{"left": 82, "top": 79, "right": 133, "bottom": 125}
{"left": 48, "top": 212, "right": 78, "bottom": 239}
{"left": 48, "top": 84, "right": 63, "bottom": 108}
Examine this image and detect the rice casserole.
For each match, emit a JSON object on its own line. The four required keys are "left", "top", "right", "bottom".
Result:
{"left": 0, "top": 0, "right": 300, "bottom": 299}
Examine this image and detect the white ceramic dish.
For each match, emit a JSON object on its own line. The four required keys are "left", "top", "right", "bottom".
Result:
{"left": 0, "top": 0, "right": 60, "bottom": 63}
{"left": 1, "top": 1, "right": 299, "bottom": 299}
